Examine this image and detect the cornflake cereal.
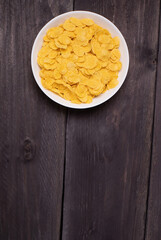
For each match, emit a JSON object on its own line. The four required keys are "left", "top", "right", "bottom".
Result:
{"left": 37, "top": 18, "right": 122, "bottom": 104}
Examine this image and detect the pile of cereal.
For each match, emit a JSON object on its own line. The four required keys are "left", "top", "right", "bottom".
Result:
{"left": 37, "top": 18, "right": 122, "bottom": 104}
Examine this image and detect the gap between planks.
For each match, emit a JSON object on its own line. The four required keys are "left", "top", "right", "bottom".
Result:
{"left": 59, "top": 108, "right": 69, "bottom": 240}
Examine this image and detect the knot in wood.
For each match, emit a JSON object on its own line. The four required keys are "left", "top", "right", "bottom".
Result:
{"left": 23, "top": 138, "right": 35, "bottom": 161}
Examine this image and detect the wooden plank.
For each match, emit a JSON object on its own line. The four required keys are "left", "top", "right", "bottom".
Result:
{"left": 145, "top": 9, "right": 161, "bottom": 240}
{"left": 0, "top": 0, "right": 72, "bottom": 239}
{"left": 62, "top": 0, "right": 160, "bottom": 240}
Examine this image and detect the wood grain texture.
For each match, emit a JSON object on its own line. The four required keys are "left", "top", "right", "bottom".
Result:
{"left": 145, "top": 8, "right": 161, "bottom": 240}
{"left": 0, "top": 0, "right": 72, "bottom": 239}
{"left": 62, "top": 0, "right": 160, "bottom": 240}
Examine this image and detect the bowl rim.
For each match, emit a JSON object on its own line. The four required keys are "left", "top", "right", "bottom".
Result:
{"left": 31, "top": 10, "right": 129, "bottom": 109}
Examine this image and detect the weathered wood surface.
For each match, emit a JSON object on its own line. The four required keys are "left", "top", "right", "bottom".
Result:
{"left": 0, "top": 0, "right": 72, "bottom": 239}
{"left": 0, "top": 0, "right": 161, "bottom": 240}
{"left": 62, "top": 0, "right": 161, "bottom": 240}
{"left": 145, "top": 9, "right": 161, "bottom": 240}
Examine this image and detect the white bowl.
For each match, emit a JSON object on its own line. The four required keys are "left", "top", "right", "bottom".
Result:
{"left": 31, "top": 11, "right": 129, "bottom": 109}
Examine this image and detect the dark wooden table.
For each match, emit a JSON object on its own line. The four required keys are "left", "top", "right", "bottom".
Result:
{"left": 1, "top": 0, "right": 161, "bottom": 239}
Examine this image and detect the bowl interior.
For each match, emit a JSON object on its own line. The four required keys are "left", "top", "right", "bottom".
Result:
{"left": 31, "top": 11, "right": 129, "bottom": 109}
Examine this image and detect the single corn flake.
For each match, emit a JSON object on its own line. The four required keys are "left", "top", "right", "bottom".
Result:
{"left": 49, "top": 41, "right": 58, "bottom": 50}
{"left": 81, "top": 18, "right": 94, "bottom": 26}
{"left": 55, "top": 39, "right": 67, "bottom": 49}
{"left": 54, "top": 69, "right": 61, "bottom": 79}
{"left": 69, "top": 17, "right": 83, "bottom": 26}
{"left": 47, "top": 27, "right": 63, "bottom": 38}
{"left": 58, "top": 35, "right": 71, "bottom": 45}
{"left": 48, "top": 51, "right": 57, "bottom": 59}
{"left": 63, "top": 20, "right": 75, "bottom": 31}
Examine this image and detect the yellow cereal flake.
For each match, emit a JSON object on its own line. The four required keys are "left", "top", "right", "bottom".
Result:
{"left": 69, "top": 53, "right": 79, "bottom": 62}
{"left": 108, "top": 61, "right": 122, "bottom": 71}
{"left": 91, "top": 39, "right": 101, "bottom": 54}
{"left": 63, "top": 20, "right": 75, "bottom": 31}
{"left": 110, "top": 49, "right": 121, "bottom": 62}
{"left": 57, "top": 64, "right": 67, "bottom": 75}
{"left": 82, "top": 43, "right": 91, "bottom": 53}
{"left": 37, "top": 57, "right": 44, "bottom": 68}
{"left": 99, "top": 69, "right": 111, "bottom": 84}
{"left": 49, "top": 41, "right": 58, "bottom": 50}
{"left": 37, "top": 17, "right": 122, "bottom": 104}
{"left": 48, "top": 51, "right": 57, "bottom": 58}
{"left": 73, "top": 38, "right": 89, "bottom": 46}
{"left": 113, "top": 36, "right": 120, "bottom": 48}
{"left": 87, "top": 77, "right": 104, "bottom": 96}
{"left": 43, "top": 35, "right": 50, "bottom": 42}
{"left": 64, "top": 71, "right": 80, "bottom": 84}
{"left": 91, "top": 24, "right": 103, "bottom": 32}
{"left": 81, "top": 18, "right": 94, "bottom": 26}
{"left": 72, "top": 44, "right": 85, "bottom": 56}
{"left": 100, "top": 61, "right": 108, "bottom": 67}
{"left": 77, "top": 56, "right": 85, "bottom": 63}
{"left": 75, "top": 84, "right": 89, "bottom": 102}
{"left": 108, "top": 78, "right": 119, "bottom": 89}
{"left": 58, "top": 35, "right": 71, "bottom": 45}
{"left": 98, "top": 34, "right": 111, "bottom": 44}
{"left": 84, "top": 54, "right": 98, "bottom": 69}
{"left": 42, "top": 70, "right": 55, "bottom": 78}
{"left": 61, "top": 46, "right": 72, "bottom": 58}
{"left": 47, "top": 27, "right": 63, "bottom": 38}
{"left": 53, "top": 69, "right": 61, "bottom": 79}
{"left": 96, "top": 48, "right": 110, "bottom": 61}
{"left": 55, "top": 39, "right": 67, "bottom": 49}
{"left": 38, "top": 45, "right": 51, "bottom": 57}
{"left": 85, "top": 27, "right": 94, "bottom": 40}
{"left": 66, "top": 61, "right": 75, "bottom": 69}
{"left": 43, "top": 58, "right": 55, "bottom": 64}
{"left": 63, "top": 31, "right": 75, "bottom": 38}
{"left": 69, "top": 17, "right": 83, "bottom": 26}
{"left": 44, "top": 62, "right": 57, "bottom": 70}
{"left": 76, "top": 29, "right": 87, "bottom": 42}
